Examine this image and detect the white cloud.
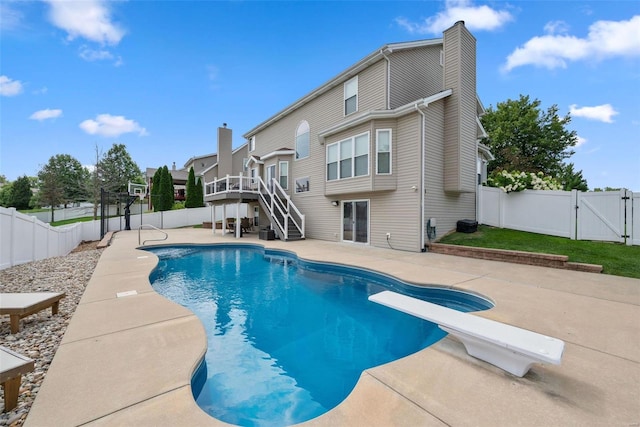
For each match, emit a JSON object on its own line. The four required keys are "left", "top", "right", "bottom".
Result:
{"left": 396, "top": 0, "right": 513, "bottom": 35}
{"left": 44, "top": 0, "right": 125, "bottom": 45}
{"left": 29, "top": 108, "right": 63, "bottom": 121}
{"left": 79, "top": 114, "right": 148, "bottom": 137}
{"left": 79, "top": 46, "right": 113, "bottom": 61}
{"left": 504, "top": 15, "right": 640, "bottom": 71}
{"left": 0, "top": 75, "right": 24, "bottom": 96}
{"left": 569, "top": 104, "right": 619, "bottom": 123}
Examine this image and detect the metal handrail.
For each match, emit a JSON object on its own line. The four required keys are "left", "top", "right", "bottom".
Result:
{"left": 138, "top": 224, "right": 168, "bottom": 245}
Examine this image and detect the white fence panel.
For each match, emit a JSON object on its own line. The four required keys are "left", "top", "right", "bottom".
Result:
{"left": 0, "top": 207, "right": 84, "bottom": 270}
{"left": 477, "top": 186, "right": 501, "bottom": 227}
{"left": 502, "top": 190, "right": 575, "bottom": 238}
{"left": 576, "top": 190, "right": 625, "bottom": 243}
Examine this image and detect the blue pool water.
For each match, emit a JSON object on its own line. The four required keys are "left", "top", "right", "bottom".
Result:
{"left": 147, "top": 244, "right": 492, "bottom": 426}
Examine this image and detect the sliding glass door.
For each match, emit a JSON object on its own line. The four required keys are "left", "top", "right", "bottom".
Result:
{"left": 342, "top": 200, "right": 368, "bottom": 243}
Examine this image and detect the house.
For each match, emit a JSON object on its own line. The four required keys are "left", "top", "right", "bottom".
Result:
{"left": 203, "top": 21, "right": 488, "bottom": 252}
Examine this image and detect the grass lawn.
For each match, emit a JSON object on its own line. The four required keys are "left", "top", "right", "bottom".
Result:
{"left": 438, "top": 225, "right": 640, "bottom": 279}
{"left": 51, "top": 216, "right": 98, "bottom": 226}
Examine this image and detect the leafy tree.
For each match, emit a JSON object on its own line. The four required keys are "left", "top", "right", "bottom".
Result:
{"left": 195, "top": 177, "right": 204, "bottom": 207}
{"left": 37, "top": 154, "right": 88, "bottom": 221}
{"left": 480, "top": 95, "right": 578, "bottom": 177}
{"left": 559, "top": 163, "right": 588, "bottom": 191}
{"left": 185, "top": 167, "right": 198, "bottom": 208}
{"left": 100, "top": 143, "right": 143, "bottom": 193}
{"left": 156, "top": 166, "right": 174, "bottom": 212}
{"left": 0, "top": 182, "right": 13, "bottom": 207}
{"left": 151, "top": 167, "right": 163, "bottom": 212}
{"left": 10, "top": 175, "right": 33, "bottom": 209}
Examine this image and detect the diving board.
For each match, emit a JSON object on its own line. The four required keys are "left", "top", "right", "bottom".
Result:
{"left": 368, "top": 291, "right": 564, "bottom": 377}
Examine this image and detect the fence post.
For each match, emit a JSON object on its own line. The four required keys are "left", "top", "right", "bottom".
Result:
{"left": 9, "top": 207, "right": 16, "bottom": 268}
{"left": 570, "top": 190, "right": 578, "bottom": 240}
{"left": 625, "top": 189, "right": 633, "bottom": 246}
{"left": 31, "top": 215, "right": 37, "bottom": 262}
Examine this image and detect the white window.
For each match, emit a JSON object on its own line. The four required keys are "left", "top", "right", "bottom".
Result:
{"left": 376, "top": 129, "right": 391, "bottom": 174}
{"left": 242, "top": 158, "right": 249, "bottom": 172}
{"left": 279, "top": 161, "right": 289, "bottom": 190}
{"left": 344, "top": 76, "right": 358, "bottom": 115}
{"left": 295, "top": 177, "right": 310, "bottom": 193}
{"left": 249, "top": 136, "right": 256, "bottom": 152}
{"left": 295, "top": 121, "right": 310, "bottom": 160}
{"left": 326, "top": 132, "right": 369, "bottom": 181}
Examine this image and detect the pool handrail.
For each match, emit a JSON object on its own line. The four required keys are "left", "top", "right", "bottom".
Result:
{"left": 138, "top": 224, "right": 168, "bottom": 246}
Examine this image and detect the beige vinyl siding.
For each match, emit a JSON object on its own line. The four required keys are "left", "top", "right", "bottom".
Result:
{"left": 424, "top": 101, "right": 475, "bottom": 240}
{"left": 389, "top": 46, "right": 443, "bottom": 109}
{"left": 368, "top": 113, "right": 422, "bottom": 251}
{"left": 231, "top": 146, "right": 249, "bottom": 176}
{"left": 442, "top": 21, "right": 477, "bottom": 193}
{"left": 249, "top": 59, "right": 388, "bottom": 243}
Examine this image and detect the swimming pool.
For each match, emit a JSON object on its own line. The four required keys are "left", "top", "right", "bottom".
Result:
{"left": 147, "top": 244, "right": 492, "bottom": 426}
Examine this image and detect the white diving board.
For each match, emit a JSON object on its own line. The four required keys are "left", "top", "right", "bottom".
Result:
{"left": 368, "top": 291, "right": 564, "bottom": 377}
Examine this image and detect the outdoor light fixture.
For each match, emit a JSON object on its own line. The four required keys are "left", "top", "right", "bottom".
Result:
{"left": 331, "top": 200, "right": 339, "bottom": 207}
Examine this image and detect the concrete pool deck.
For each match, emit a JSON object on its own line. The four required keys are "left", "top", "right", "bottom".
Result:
{"left": 25, "top": 229, "right": 639, "bottom": 426}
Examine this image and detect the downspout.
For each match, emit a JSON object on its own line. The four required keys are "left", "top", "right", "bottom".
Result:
{"left": 415, "top": 103, "right": 427, "bottom": 252}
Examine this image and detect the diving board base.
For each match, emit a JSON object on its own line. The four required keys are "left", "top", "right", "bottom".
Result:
{"left": 439, "top": 326, "right": 535, "bottom": 377}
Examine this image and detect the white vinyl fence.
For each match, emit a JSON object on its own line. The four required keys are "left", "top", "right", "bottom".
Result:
{"left": 478, "top": 186, "right": 638, "bottom": 245}
{"left": 0, "top": 205, "right": 214, "bottom": 270}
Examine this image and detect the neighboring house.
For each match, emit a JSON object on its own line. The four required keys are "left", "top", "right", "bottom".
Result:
{"left": 205, "top": 21, "right": 488, "bottom": 252}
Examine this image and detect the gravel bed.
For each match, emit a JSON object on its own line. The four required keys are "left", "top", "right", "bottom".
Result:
{"left": 0, "top": 242, "right": 103, "bottom": 426}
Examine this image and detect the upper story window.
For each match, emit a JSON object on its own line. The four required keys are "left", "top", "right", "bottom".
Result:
{"left": 344, "top": 76, "right": 358, "bottom": 115}
{"left": 295, "top": 121, "right": 310, "bottom": 159}
{"left": 249, "top": 136, "right": 256, "bottom": 152}
{"left": 327, "top": 132, "right": 369, "bottom": 181}
{"left": 376, "top": 129, "right": 392, "bottom": 174}
{"left": 279, "top": 161, "right": 289, "bottom": 190}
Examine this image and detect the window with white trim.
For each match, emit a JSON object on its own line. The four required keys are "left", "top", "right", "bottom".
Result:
{"left": 295, "top": 121, "right": 310, "bottom": 159}
{"left": 249, "top": 136, "right": 256, "bottom": 152}
{"left": 279, "top": 161, "right": 289, "bottom": 190}
{"left": 376, "top": 129, "right": 391, "bottom": 174}
{"left": 326, "top": 132, "right": 369, "bottom": 181}
{"left": 344, "top": 76, "right": 358, "bottom": 115}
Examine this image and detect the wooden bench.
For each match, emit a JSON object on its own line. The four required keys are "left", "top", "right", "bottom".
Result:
{"left": 0, "top": 346, "right": 35, "bottom": 412}
{"left": 368, "top": 291, "right": 565, "bottom": 377}
{"left": 1, "top": 292, "right": 66, "bottom": 334}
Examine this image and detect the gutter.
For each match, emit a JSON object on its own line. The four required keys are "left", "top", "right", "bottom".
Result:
{"left": 415, "top": 104, "right": 427, "bottom": 252}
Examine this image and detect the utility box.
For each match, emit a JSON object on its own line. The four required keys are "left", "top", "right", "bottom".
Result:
{"left": 259, "top": 229, "right": 275, "bottom": 240}
{"left": 456, "top": 219, "right": 478, "bottom": 233}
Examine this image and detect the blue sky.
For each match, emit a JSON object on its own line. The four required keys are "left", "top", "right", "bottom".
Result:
{"left": 1, "top": 0, "right": 639, "bottom": 191}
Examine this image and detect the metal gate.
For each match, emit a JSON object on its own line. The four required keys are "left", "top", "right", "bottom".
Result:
{"left": 576, "top": 189, "right": 634, "bottom": 245}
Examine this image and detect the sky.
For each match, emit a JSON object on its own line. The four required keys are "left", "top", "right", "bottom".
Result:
{"left": 1, "top": 0, "right": 639, "bottom": 191}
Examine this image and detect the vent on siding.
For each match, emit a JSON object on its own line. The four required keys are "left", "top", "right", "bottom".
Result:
{"left": 440, "top": 50, "right": 444, "bottom": 66}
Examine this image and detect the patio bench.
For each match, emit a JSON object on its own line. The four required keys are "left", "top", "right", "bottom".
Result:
{"left": 368, "top": 291, "right": 565, "bottom": 377}
{"left": 1, "top": 292, "right": 66, "bottom": 334}
{"left": 0, "top": 346, "right": 35, "bottom": 411}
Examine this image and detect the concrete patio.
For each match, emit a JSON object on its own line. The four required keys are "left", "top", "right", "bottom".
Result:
{"left": 24, "top": 229, "right": 640, "bottom": 426}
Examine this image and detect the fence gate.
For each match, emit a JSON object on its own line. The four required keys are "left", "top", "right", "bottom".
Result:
{"left": 576, "top": 189, "right": 631, "bottom": 244}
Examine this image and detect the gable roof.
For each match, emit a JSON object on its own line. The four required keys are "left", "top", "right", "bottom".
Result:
{"left": 243, "top": 38, "right": 443, "bottom": 139}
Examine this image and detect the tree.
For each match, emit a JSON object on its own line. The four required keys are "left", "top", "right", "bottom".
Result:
{"left": 559, "top": 163, "right": 588, "bottom": 191}
{"left": 195, "top": 176, "right": 204, "bottom": 207}
{"left": 185, "top": 167, "right": 198, "bottom": 208}
{"left": 0, "top": 182, "right": 13, "bottom": 207}
{"left": 157, "top": 166, "right": 174, "bottom": 211}
{"left": 37, "top": 154, "right": 88, "bottom": 221}
{"left": 10, "top": 175, "right": 33, "bottom": 209}
{"left": 151, "top": 167, "right": 163, "bottom": 212}
{"left": 480, "top": 95, "right": 578, "bottom": 177}
{"left": 100, "top": 143, "right": 143, "bottom": 193}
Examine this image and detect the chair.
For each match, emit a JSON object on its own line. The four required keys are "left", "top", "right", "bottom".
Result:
{"left": 0, "top": 346, "right": 35, "bottom": 411}
{"left": 241, "top": 217, "right": 252, "bottom": 233}
{"left": 1, "top": 292, "right": 66, "bottom": 334}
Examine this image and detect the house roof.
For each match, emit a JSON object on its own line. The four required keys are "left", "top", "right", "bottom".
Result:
{"left": 243, "top": 38, "right": 443, "bottom": 139}
{"left": 260, "top": 148, "right": 295, "bottom": 161}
